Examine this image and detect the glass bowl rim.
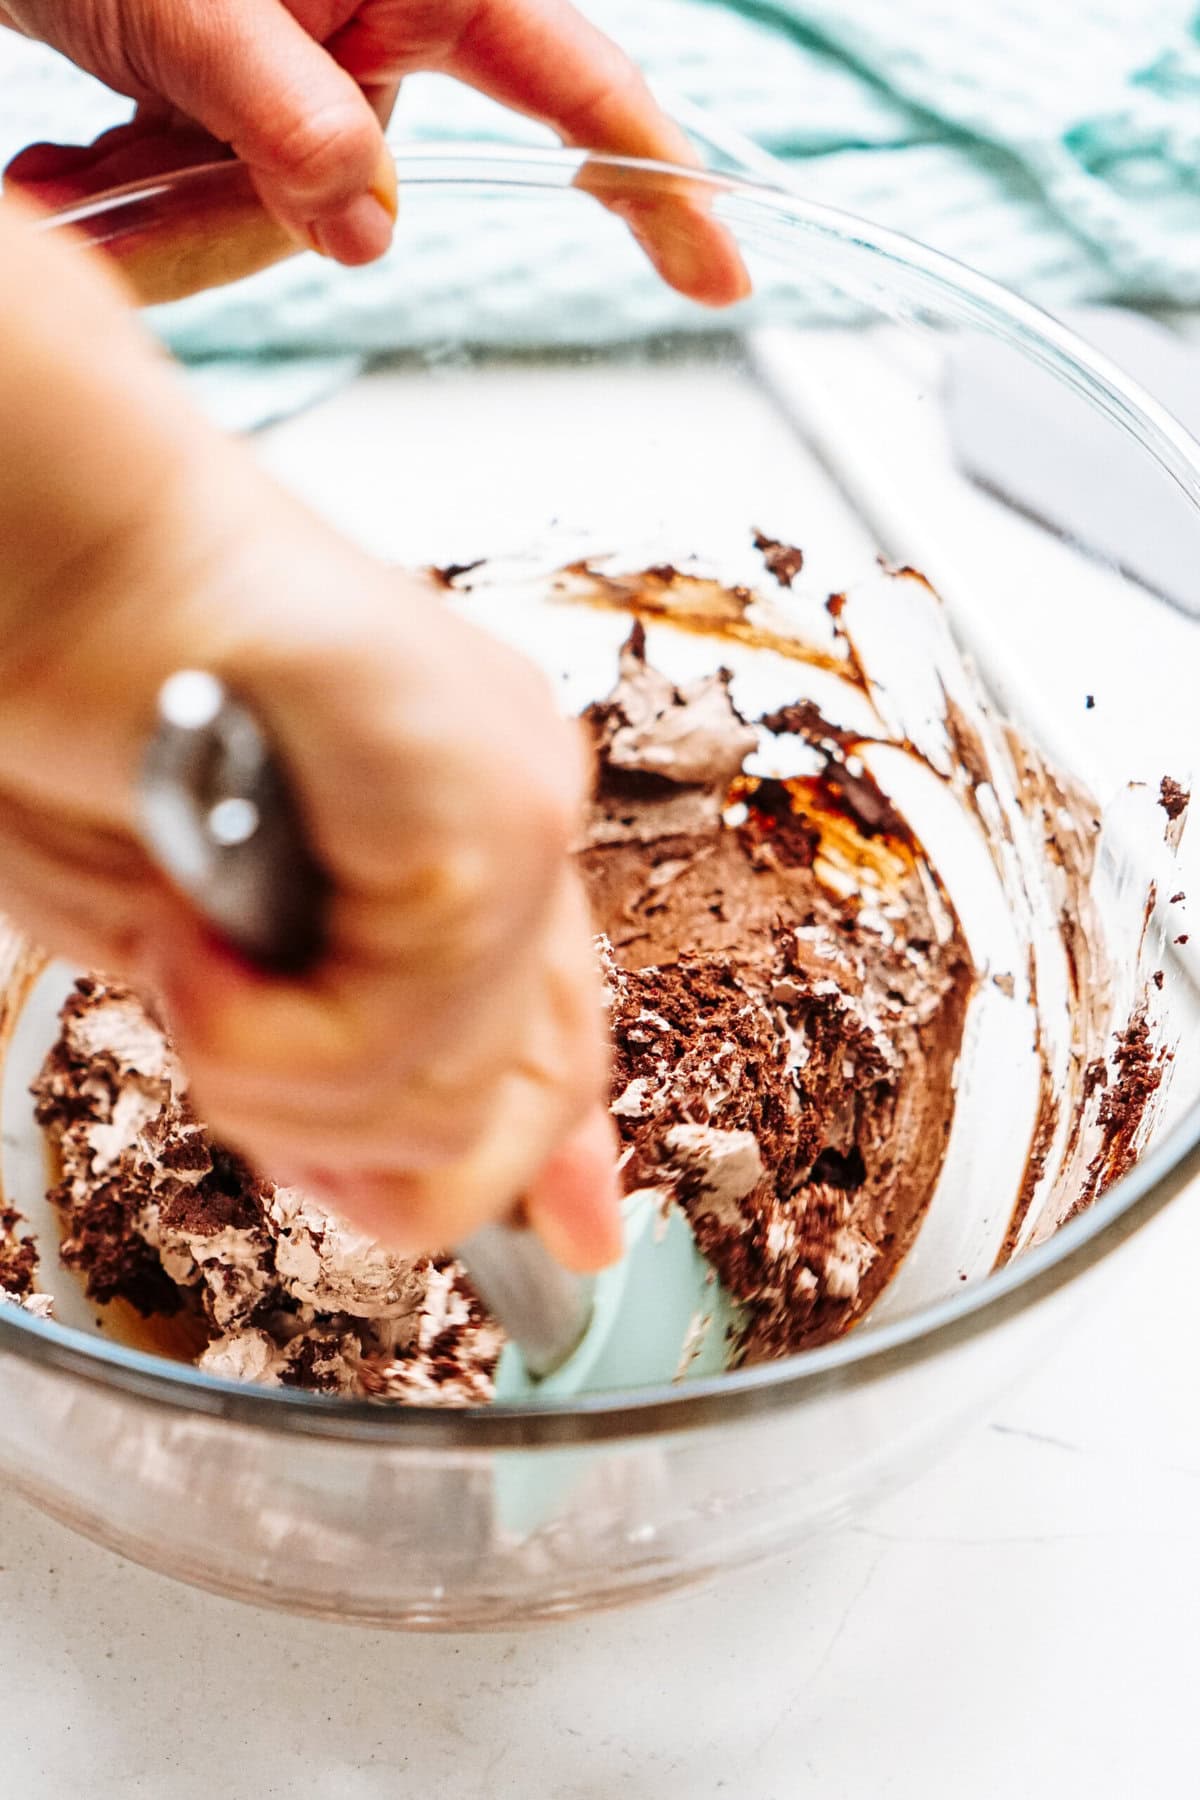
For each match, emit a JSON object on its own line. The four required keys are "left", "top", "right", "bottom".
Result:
{"left": 5, "top": 145, "right": 1198, "bottom": 1450}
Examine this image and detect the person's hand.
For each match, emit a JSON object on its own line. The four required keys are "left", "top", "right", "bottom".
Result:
{"left": 1, "top": 0, "right": 749, "bottom": 304}
{"left": 0, "top": 194, "right": 622, "bottom": 1270}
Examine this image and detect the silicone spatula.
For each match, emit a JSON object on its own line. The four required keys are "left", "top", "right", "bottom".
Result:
{"left": 138, "top": 670, "right": 744, "bottom": 1395}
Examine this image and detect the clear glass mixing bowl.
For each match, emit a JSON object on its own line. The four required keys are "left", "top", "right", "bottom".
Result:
{"left": 1, "top": 151, "right": 1198, "bottom": 1629}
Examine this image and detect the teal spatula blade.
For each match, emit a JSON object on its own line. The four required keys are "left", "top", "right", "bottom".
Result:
{"left": 493, "top": 1189, "right": 746, "bottom": 1401}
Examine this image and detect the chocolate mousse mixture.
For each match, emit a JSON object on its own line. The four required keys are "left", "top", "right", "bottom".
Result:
{"left": 580, "top": 624, "right": 972, "bottom": 1359}
{"left": 30, "top": 979, "right": 502, "bottom": 1403}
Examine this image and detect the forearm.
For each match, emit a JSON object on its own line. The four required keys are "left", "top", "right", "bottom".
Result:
{"left": 0, "top": 195, "right": 614, "bottom": 1260}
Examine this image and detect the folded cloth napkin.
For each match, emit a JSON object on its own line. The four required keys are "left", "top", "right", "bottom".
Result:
{"left": 4, "top": 0, "right": 1200, "bottom": 427}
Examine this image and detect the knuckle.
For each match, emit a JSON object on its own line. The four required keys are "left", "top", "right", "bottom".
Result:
{"left": 266, "top": 99, "right": 379, "bottom": 206}
{"left": 556, "top": 58, "right": 650, "bottom": 145}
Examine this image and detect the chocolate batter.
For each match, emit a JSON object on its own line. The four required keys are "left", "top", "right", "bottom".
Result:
{"left": 581, "top": 624, "right": 972, "bottom": 1358}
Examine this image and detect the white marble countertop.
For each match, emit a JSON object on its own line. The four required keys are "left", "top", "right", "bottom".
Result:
{"left": 4, "top": 328, "right": 1199, "bottom": 1796}
{"left": 2, "top": 1183, "right": 1197, "bottom": 1799}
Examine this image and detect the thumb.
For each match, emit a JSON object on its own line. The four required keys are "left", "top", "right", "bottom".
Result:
{"left": 125, "top": 0, "right": 397, "bottom": 264}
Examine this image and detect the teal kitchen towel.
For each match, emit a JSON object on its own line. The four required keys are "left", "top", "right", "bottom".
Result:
{"left": 4, "top": 0, "right": 1200, "bottom": 424}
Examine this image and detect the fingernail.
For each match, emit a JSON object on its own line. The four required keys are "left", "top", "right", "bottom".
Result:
{"left": 649, "top": 211, "right": 751, "bottom": 306}
{"left": 306, "top": 191, "right": 394, "bottom": 265}
{"left": 616, "top": 195, "right": 752, "bottom": 307}
{"left": 370, "top": 145, "right": 398, "bottom": 220}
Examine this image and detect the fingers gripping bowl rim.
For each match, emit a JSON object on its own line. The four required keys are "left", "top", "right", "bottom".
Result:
{"left": 5, "top": 148, "right": 1200, "bottom": 1459}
